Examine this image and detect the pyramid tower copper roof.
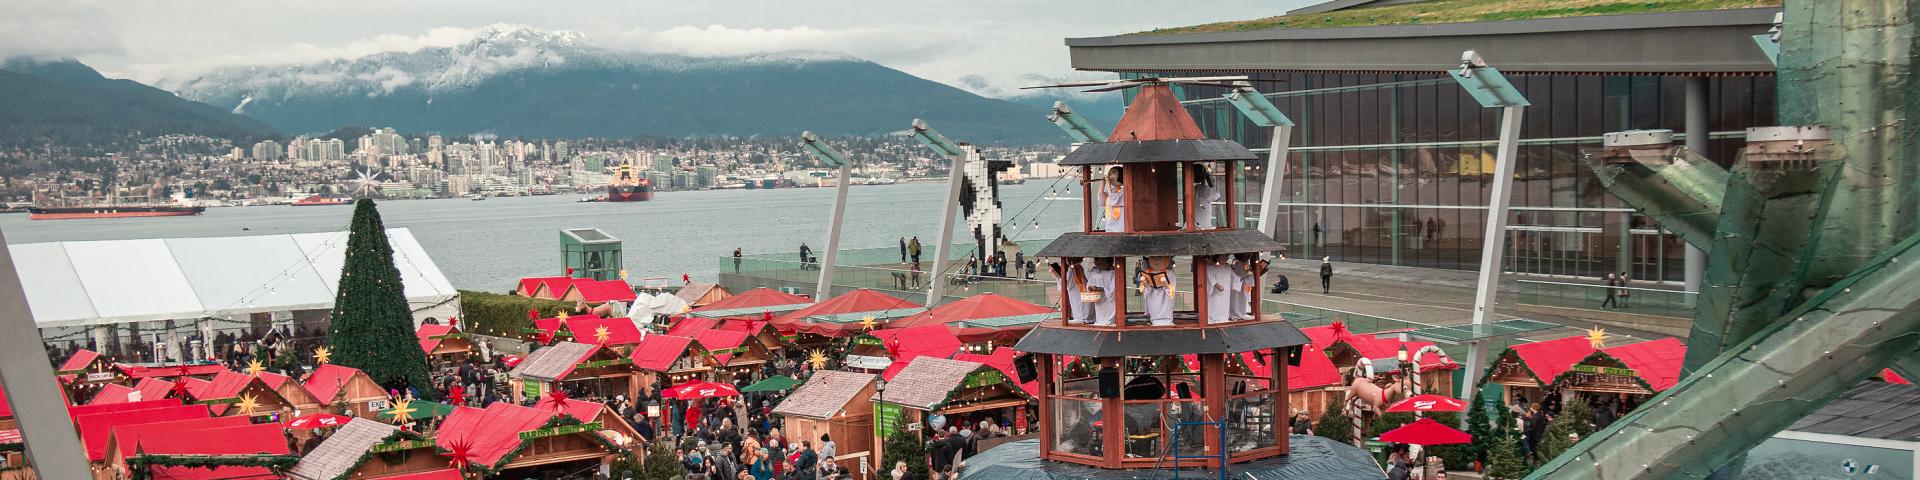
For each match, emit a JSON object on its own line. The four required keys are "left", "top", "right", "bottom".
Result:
{"left": 1109, "top": 84, "right": 1208, "bottom": 142}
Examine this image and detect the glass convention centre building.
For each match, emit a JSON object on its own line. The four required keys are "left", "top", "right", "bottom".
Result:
{"left": 1066, "top": 2, "right": 1782, "bottom": 287}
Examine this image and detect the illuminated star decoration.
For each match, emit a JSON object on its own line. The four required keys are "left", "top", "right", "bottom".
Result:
{"left": 1587, "top": 327, "right": 1609, "bottom": 349}
{"left": 313, "top": 346, "right": 331, "bottom": 364}
{"left": 245, "top": 360, "right": 265, "bottom": 376}
{"left": 442, "top": 439, "right": 476, "bottom": 470}
{"left": 447, "top": 316, "right": 459, "bottom": 329}
{"left": 350, "top": 167, "right": 382, "bottom": 197}
{"left": 543, "top": 388, "right": 571, "bottom": 411}
{"left": 235, "top": 393, "right": 261, "bottom": 416}
{"left": 593, "top": 326, "right": 611, "bottom": 344}
{"left": 807, "top": 349, "right": 829, "bottom": 370}
{"left": 860, "top": 315, "right": 878, "bottom": 331}
{"left": 536, "top": 330, "right": 555, "bottom": 345}
{"left": 386, "top": 401, "right": 418, "bottom": 423}
{"left": 528, "top": 308, "right": 541, "bottom": 320}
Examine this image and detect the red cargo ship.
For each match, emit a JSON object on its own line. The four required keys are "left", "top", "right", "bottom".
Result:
{"left": 292, "top": 195, "right": 352, "bottom": 206}
{"left": 29, "top": 205, "right": 206, "bottom": 220}
{"left": 607, "top": 163, "right": 653, "bottom": 202}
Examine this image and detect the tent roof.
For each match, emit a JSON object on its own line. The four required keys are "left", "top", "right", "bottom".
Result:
{"left": 694, "top": 288, "right": 811, "bottom": 312}
{"left": 772, "top": 370, "right": 875, "bottom": 419}
{"left": 1603, "top": 337, "right": 1687, "bottom": 392}
{"left": 893, "top": 293, "right": 1054, "bottom": 329}
{"left": 1507, "top": 335, "right": 1597, "bottom": 384}
{"left": 774, "top": 289, "right": 919, "bottom": 326}
{"left": 9, "top": 228, "right": 456, "bottom": 328}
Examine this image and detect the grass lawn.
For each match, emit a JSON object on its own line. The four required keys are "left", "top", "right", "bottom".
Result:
{"left": 1133, "top": 0, "right": 1782, "bottom": 35}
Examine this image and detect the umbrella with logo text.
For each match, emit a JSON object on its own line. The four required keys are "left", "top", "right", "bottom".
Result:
{"left": 664, "top": 380, "right": 740, "bottom": 400}
{"left": 1385, "top": 394, "right": 1467, "bottom": 413}
{"left": 1377, "top": 418, "right": 1472, "bottom": 445}
{"left": 284, "top": 413, "right": 353, "bottom": 430}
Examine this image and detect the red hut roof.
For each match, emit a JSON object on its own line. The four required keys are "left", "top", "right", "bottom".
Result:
{"left": 118, "top": 363, "right": 229, "bottom": 379}
{"left": 303, "top": 364, "right": 372, "bottom": 403}
{"left": 535, "top": 316, "right": 645, "bottom": 345}
{"left": 435, "top": 403, "right": 569, "bottom": 468}
{"left": 868, "top": 325, "right": 963, "bottom": 362}
{"left": 89, "top": 378, "right": 176, "bottom": 405}
{"left": 108, "top": 415, "right": 254, "bottom": 460}
{"left": 1508, "top": 335, "right": 1598, "bottom": 384}
{"left": 517, "top": 276, "right": 573, "bottom": 297}
{"left": 59, "top": 349, "right": 101, "bottom": 372}
{"left": 666, "top": 317, "right": 722, "bottom": 336}
{"left": 417, "top": 323, "right": 456, "bottom": 353}
{"left": 1109, "top": 84, "right": 1207, "bottom": 141}
{"left": 75, "top": 403, "right": 210, "bottom": 460}
{"left": 556, "top": 398, "right": 607, "bottom": 424}
{"left": 1333, "top": 333, "right": 1458, "bottom": 371}
{"left": 629, "top": 335, "right": 701, "bottom": 372}
{"left": 565, "top": 279, "right": 638, "bottom": 303}
{"left": 1603, "top": 337, "right": 1686, "bottom": 392}
{"left": 689, "top": 329, "right": 752, "bottom": 364}
{"left": 1886, "top": 369, "right": 1911, "bottom": 384}
{"left": 131, "top": 423, "right": 290, "bottom": 479}
{"left": 376, "top": 470, "right": 464, "bottom": 480}
{"left": 695, "top": 288, "right": 811, "bottom": 312}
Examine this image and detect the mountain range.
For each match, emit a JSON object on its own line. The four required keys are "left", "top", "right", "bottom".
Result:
{"left": 0, "top": 58, "right": 276, "bottom": 148}
{"left": 161, "top": 25, "right": 1086, "bottom": 145}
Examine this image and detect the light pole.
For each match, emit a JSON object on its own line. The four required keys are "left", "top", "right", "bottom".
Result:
{"left": 1447, "top": 51, "right": 1530, "bottom": 423}
{"left": 799, "top": 132, "right": 854, "bottom": 301}
{"left": 908, "top": 120, "right": 971, "bottom": 307}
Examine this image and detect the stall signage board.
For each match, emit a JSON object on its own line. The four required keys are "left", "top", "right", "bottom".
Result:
{"left": 371, "top": 439, "right": 436, "bottom": 453}
{"left": 580, "top": 358, "right": 633, "bottom": 369}
{"left": 367, "top": 399, "right": 392, "bottom": 411}
{"left": 844, "top": 355, "right": 892, "bottom": 370}
{"left": 519, "top": 422, "right": 603, "bottom": 441}
{"left": 962, "top": 370, "right": 1005, "bottom": 389}
{"left": 874, "top": 402, "right": 905, "bottom": 437}
{"left": 852, "top": 336, "right": 883, "bottom": 347}
{"left": 1570, "top": 364, "right": 1636, "bottom": 377}
{"left": 84, "top": 372, "right": 117, "bottom": 383}
{"left": 523, "top": 382, "right": 545, "bottom": 400}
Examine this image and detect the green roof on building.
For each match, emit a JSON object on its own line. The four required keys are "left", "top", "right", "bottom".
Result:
{"left": 1134, "top": 0, "right": 1782, "bottom": 35}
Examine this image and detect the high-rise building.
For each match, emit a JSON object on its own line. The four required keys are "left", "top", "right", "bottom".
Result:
{"left": 554, "top": 141, "right": 570, "bottom": 163}
{"left": 428, "top": 135, "right": 444, "bottom": 151}
{"left": 251, "top": 140, "right": 284, "bottom": 161}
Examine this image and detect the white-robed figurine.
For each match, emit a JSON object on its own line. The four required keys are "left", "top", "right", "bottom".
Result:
{"left": 1204, "top": 254, "right": 1236, "bottom": 324}
{"left": 1137, "top": 256, "right": 1177, "bottom": 326}
{"left": 1054, "top": 259, "right": 1091, "bottom": 324}
{"left": 1230, "top": 253, "right": 1265, "bottom": 320}
{"left": 1087, "top": 166, "right": 1126, "bottom": 232}
{"left": 1084, "top": 257, "right": 1119, "bottom": 326}
{"left": 1192, "top": 164, "right": 1221, "bottom": 229}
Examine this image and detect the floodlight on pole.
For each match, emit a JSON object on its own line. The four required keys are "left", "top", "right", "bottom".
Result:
{"left": 800, "top": 131, "right": 856, "bottom": 300}
{"left": 1447, "top": 51, "right": 1530, "bottom": 425}
{"left": 910, "top": 119, "right": 966, "bottom": 158}
{"left": 799, "top": 131, "right": 849, "bottom": 168}
{"left": 1048, "top": 101, "right": 1109, "bottom": 143}
{"left": 1222, "top": 82, "right": 1296, "bottom": 241}
{"left": 909, "top": 119, "right": 972, "bottom": 306}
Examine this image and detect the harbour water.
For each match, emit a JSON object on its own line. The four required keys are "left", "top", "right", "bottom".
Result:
{"left": 0, "top": 181, "right": 1083, "bottom": 290}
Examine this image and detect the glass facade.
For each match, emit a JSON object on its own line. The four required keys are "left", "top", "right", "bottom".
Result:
{"left": 1118, "top": 72, "right": 1776, "bottom": 282}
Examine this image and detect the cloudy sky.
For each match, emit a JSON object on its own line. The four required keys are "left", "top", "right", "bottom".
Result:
{"left": 4, "top": 0, "right": 1312, "bottom": 95}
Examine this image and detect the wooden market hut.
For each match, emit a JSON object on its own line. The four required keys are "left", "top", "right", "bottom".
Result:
{"left": 533, "top": 315, "right": 649, "bottom": 353}
{"left": 288, "top": 418, "right": 439, "bottom": 480}
{"left": 509, "top": 341, "right": 644, "bottom": 403}
{"left": 516, "top": 276, "right": 574, "bottom": 299}
{"left": 888, "top": 293, "right": 1056, "bottom": 346}
{"left": 304, "top": 364, "right": 394, "bottom": 419}
{"left": 670, "top": 316, "right": 790, "bottom": 354}
{"left": 102, "top": 418, "right": 290, "bottom": 480}
{"left": 674, "top": 281, "right": 731, "bottom": 308}
{"left": 628, "top": 334, "right": 717, "bottom": 387}
{"left": 434, "top": 403, "right": 625, "bottom": 477}
{"left": 771, "top": 289, "right": 923, "bottom": 340}
{"left": 560, "top": 278, "right": 639, "bottom": 305}
{"left": 1323, "top": 330, "right": 1460, "bottom": 397}
{"left": 1481, "top": 335, "right": 1596, "bottom": 407}
{"left": 181, "top": 370, "right": 295, "bottom": 419}
{"left": 71, "top": 401, "right": 208, "bottom": 463}
{"left": 772, "top": 370, "right": 878, "bottom": 474}
{"left": 417, "top": 323, "right": 476, "bottom": 360}
{"left": 1549, "top": 337, "right": 1686, "bottom": 399}
{"left": 688, "top": 328, "right": 773, "bottom": 380}
{"left": 255, "top": 371, "right": 326, "bottom": 414}
{"left": 56, "top": 349, "right": 125, "bottom": 402}
{"left": 847, "top": 324, "right": 963, "bottom": 374}
{"left": 683, "top": 288, "right": 814, "bottom": 322}
{"left": 86, "top": 378, "right": 177, "bottom": 405}
{"left": 556, "top": 398, "right": 646, "bottom": 450}
{"left": 869, "top": 357, "right": 1034, "bottom": 464}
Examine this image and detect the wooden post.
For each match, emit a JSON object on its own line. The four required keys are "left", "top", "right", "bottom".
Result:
{"left": 1112, "top": 257, "right": 1128, "bottom": 328}
{"left": 1038, "top": 354, "right": 1055, "bottom": 460}
{"left": 1193, "top": 255, "right": 1209, "bottom": 325}
{"left": 1223, "top": 161, "right": 1236, "bottom": 229}
{"left": 1276, "top": 346, "right": 1290, "bottom": 454}
{"left": 1201, "top": 353, "right": 1228, "bottom": 468}
{"left": 1101, "top": 357, "right": 1123, "bottom": 468}
{"left": 1183, "top": 162, "right": 1197, "bottom": 232}
{"left": 1082, "top": 166, "right": 1094, "bottom": 233}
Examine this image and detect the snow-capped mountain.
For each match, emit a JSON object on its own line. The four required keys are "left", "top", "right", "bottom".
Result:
{"left": 165, "top": 25, "right": 1061, "bottom": 143}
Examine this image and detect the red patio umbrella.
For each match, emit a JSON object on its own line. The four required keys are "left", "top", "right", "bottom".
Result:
{"left": 1378, "top": 418, "right": 1472, "bottom": 445}
{"left": 1386, "top": 394, "right": 1467, "bottom": 413}
{"left": 285, "top": 413, "right": 353, "bottom": 430}
{"left": 500, "top": 355, "right": 524, "bottom": 367}
{"left": 664, "top": 380, "right": 740, "bottom": 400}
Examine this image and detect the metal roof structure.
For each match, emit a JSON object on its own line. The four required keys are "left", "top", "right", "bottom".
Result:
{"left": 1789, "top": 381, "right": 1920, "bottom": 442}
{"left": 7, "top": 228, "right": 458, "bottom": 328}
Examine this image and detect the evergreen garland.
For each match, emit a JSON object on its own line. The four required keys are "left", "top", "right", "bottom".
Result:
{"left": 124, "top": 454, "right": 299, "bottom": 480}
{"left": 1313, "top": 396, "right": 1354, "bottom": 444}
{"left": 880, "top": 414, "right": 932, "bottom": 479}
{"left": 325, "top": 199, "right": 439, "bottom": 400}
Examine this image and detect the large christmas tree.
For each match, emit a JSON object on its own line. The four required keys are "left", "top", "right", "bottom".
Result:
{"left": 326, "top": 199, "right": 437, "bottom": 398}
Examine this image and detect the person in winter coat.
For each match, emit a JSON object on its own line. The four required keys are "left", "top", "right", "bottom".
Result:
{"left": 1319, "top": 257, "right": 1334, "bottom": 294}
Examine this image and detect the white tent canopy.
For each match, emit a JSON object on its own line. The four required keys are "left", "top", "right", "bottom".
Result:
{"left": 9, "top": 228, "right": 459, "bottom": 328}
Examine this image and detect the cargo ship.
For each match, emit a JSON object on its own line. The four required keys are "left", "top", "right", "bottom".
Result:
{"left": 291, "top": 195, "right": 352, "bottom": 206}
{"left": 607, "top": 163, "right": 653, "bottom": 202}
{"left": 29, "top": 205, "right": 206, "bottom": 220}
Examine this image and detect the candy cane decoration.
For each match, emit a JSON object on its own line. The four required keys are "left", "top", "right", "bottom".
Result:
{"left": 1409, "top": 345, "right": 1452, "bottom": 417}
{"left": 1348, "top": 357, "right": 1374, "bottom": 447}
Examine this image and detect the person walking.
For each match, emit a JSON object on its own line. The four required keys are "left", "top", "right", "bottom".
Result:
{"left": 899, "top": 237, "right": 908, "bottom": 263}
{"left": 799, "top": 243, "right": 814, "bottom": 269}
{"left": 1600, "top": 273, "right": 1619, "bottom": 309}
{"left": 1318, "top": 257, "right": 1334, "bottom": 294}
{"left": 733, "top": 248, "right": 743, "bottom": 272}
